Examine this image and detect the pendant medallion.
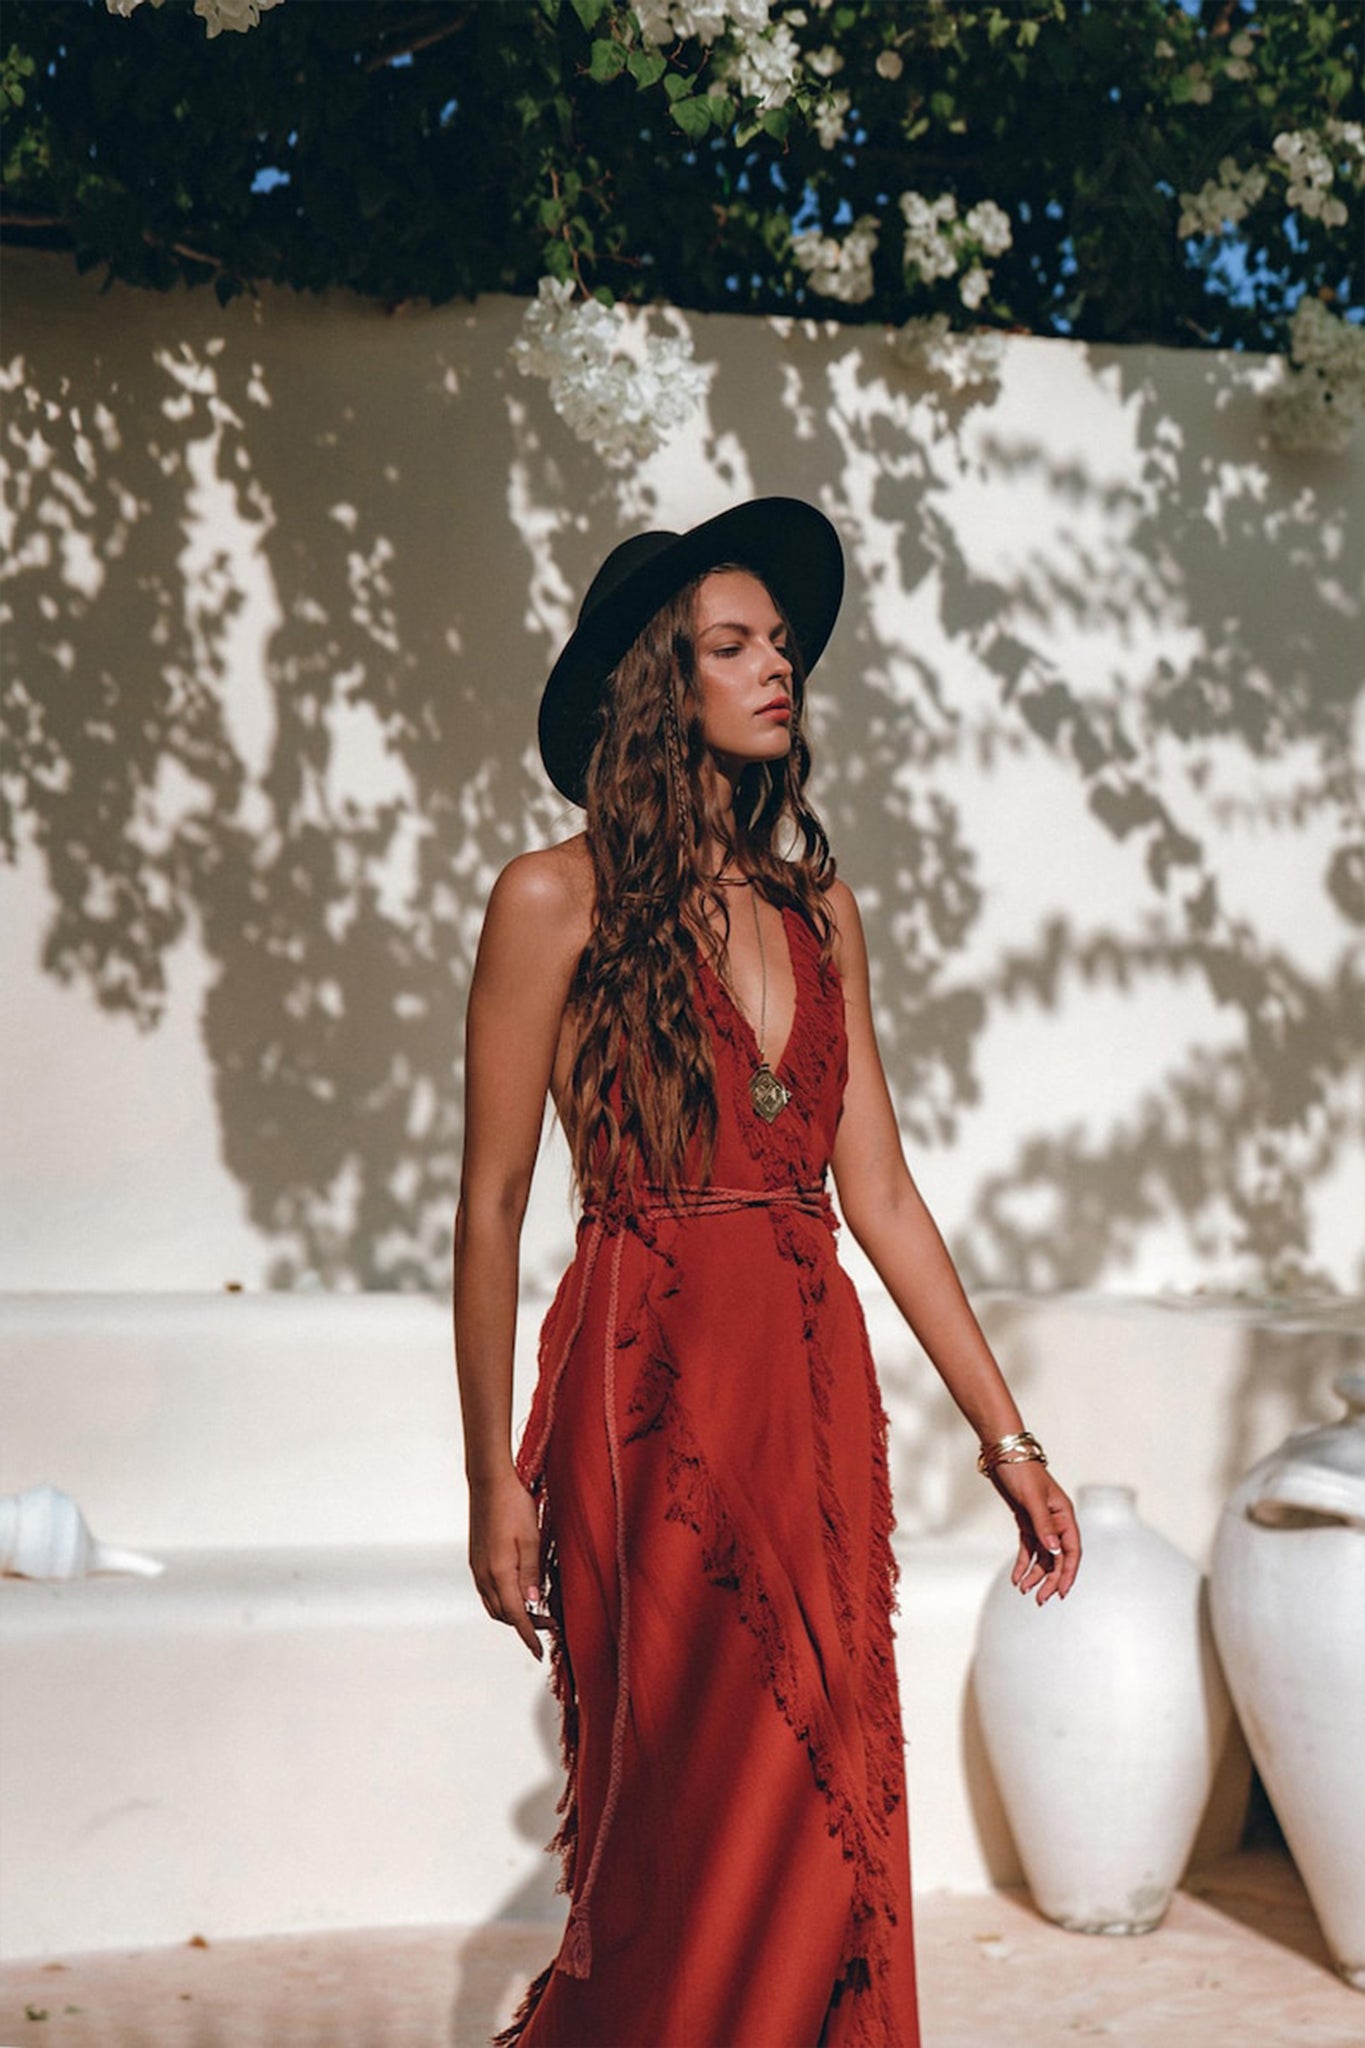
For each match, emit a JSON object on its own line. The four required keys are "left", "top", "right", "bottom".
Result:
{"left": 749, "top": 1062, "right": 791, "bottom": 1124}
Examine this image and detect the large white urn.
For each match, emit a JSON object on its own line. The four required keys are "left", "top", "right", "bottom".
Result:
{"left": 1209, "top": 1364, "right": 1365, "bottom": 1990}
{"left": 973, "top": 1483, "right": 1232, "bottom": 1934}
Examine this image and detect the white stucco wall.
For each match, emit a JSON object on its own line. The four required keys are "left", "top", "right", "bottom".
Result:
{"left": 2, "top": 247, "right": 1362, "bottom": 1298}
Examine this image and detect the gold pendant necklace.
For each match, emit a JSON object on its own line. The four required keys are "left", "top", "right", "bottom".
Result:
{"left": 745, "top": 885, "right": 791, "bottom": 1124}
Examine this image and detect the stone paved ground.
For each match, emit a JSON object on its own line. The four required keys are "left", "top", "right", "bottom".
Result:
{"left": 1, "top": 1853, "right": 1359, "bottom": 2048}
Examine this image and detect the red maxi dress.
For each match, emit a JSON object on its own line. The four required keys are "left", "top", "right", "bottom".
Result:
{"left": 496, "top": 903, "right": 921, "bottom": 2048}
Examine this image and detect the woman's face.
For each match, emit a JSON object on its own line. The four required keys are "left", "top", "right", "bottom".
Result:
{"left": 690, "top": 570, "right": 795, "bottom": 781}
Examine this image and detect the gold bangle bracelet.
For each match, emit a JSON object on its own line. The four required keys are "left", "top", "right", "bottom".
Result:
{"left": 977, "top": 1430, "right": 1048, "bottom": 1478}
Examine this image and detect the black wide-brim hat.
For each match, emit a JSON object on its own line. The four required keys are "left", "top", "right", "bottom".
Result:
{"left": 538, "top": 496, "right": 844, "bottom": 807}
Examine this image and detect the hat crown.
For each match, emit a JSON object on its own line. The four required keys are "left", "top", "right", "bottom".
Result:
{"left": 578, "top": 530, "right": 683, "bottom": 628}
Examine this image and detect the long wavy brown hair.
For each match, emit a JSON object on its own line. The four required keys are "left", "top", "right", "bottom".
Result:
{"left": 560, "top": 563, "right": 838, "bottom": 1209}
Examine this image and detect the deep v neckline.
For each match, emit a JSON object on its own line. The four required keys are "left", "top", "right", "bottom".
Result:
{"left": 695, "top": 900, "right": 803, "bottom": 1080}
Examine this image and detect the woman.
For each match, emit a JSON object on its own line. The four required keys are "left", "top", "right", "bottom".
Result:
{"left": 454, "top": 498, "right": 1079, "bottom": 2048}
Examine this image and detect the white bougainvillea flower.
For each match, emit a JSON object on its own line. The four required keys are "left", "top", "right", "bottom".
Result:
{"left": 900, "top": 189, "right": 1013, "bottom": 305}
{"left": 725, "top": 0, "right": 771, "bottom": 32}
{"left": 1264, "top": 295, "right": 1365, "bottom": 454}
{"left": 1325, "top": 119, "right": 1365, "bottom": 185}
{"left": 813, "top": 89, "right": 850, "bottom": 151}
{"left": 634, "top": 0, "right": 769, "bottom": 46}
{"left": 635, "top": 1, "right": 724, "bottom": 43}
{"left": 1273, "top": 127, "right": 1340, "bottom": 217}
{"left": 106, "top": 0, "right": 284, "bottom": 27}
{"left": 963, "top": 199, "right": 1012, "bottom": 258}
{"left": 875, "top": 48, "right": 904, "bottom": 81}
{"left": 899, "top": 190, "right": 961, "bottom": 282}
{"left": 791, "top": 215, "right": 878, "bottom": 304}
{"left": 196, "top": 0, "right": 285, "bottom": 32}
{"left": 1177, "top": 158, "right": 1269, "bottom": 238}
{"left": 512, "top": 277, "right": 712, "bottom": 465}
{"left": 719, "top": 17, "right": 802, "bottom": 109}
{"left": 1274, "top": 129, "right": 1333, "bottom": 183}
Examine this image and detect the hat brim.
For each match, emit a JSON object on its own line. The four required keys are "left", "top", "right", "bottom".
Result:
{"left": 538, "top": 497, "right": 844, "bottom": 807}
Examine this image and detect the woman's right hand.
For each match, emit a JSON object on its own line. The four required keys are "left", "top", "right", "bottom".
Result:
{"left": 468, "top": 1465, "right": 549, "bottom": 1660}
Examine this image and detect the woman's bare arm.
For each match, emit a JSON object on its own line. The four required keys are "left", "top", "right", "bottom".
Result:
{"left": 826, "top": 876, "right": 1079, "bottom": 1602}
{"left": 454, "top": 847, "right": 585, "bottom": 1656}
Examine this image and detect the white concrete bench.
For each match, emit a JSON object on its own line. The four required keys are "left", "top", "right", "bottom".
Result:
{"left": 0, "top": 1534, "right": 1043, "bottom": 1958}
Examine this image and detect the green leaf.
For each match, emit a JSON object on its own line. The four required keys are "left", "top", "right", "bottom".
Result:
{"left": 663, "top": 71, "right": 691, "bottom": 101}
{"left": 759, "top": 106, "right": 791, "bottom": 141}
{"left": 593, "top": 284, "right": 616, "bottom": 305}
{"left": 1325, "top": 62, "right": 1352, "bottom": 106}
{"left": 706, "top": 93, "right": 735, "bottom": 129}
{"left": 671, "top": 95, "right": 712, "bottom": 139}
{"left": 627, "top": 48, "right": 667, "bottom": 89}
{"left": 570, "top": 0, "right": 610, "bottom": 29}
{"left": 588, "top": 38, "right": 626, "bottom": 83}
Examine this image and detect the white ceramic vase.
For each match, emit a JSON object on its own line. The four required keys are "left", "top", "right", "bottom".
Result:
{"left": 1209, "top": 1364, "right": 1365, "bottom": 1991}
{"left": 973, "top": 1482, "right": 1232, "bottom": 1934}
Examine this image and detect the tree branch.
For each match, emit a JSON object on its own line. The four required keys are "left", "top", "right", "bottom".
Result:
{"left": 361, "top": 12, "right": 470, "bottom": 74}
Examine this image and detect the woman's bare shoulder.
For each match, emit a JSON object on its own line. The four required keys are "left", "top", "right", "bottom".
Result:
{"left": 484, "top": 833, "right": 594, "bottom": 953}
{"left": 822, "top": 873, "right": 858, "bottom": 923}
{"left": 820, "top": 873, "right": 867, "bottom": 981}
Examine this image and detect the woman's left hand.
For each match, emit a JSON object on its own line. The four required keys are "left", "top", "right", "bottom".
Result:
{"left": 991, "top": 1461, "right": 1081, "bottom": 1606}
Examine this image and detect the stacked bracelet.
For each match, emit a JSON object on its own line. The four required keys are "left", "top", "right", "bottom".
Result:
{"left": 977, "top": 1429, "right": 1048, "bottom": 1479}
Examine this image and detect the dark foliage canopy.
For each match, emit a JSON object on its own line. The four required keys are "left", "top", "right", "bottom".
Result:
{"left": 2, "top": 0, "right": 1360, "bottom": 351}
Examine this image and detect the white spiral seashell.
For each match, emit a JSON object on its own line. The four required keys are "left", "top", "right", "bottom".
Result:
{"left": 0, "top": 1483, "right": 165, "bottom": 1579}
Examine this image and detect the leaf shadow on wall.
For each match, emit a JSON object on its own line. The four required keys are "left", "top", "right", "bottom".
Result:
{"left": 698, "top": 321, "right": 1362, "bottom": 1309}
{"left": 3, "top": 273, "right": 591, "bottom": 1290}
{"left": 950, "top": 344, "right": 1362, "bottom": 1301}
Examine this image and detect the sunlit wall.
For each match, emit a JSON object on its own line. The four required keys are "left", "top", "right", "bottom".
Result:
{"left": 2, "top": 248, "right": 1361, "bottom": 1297}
